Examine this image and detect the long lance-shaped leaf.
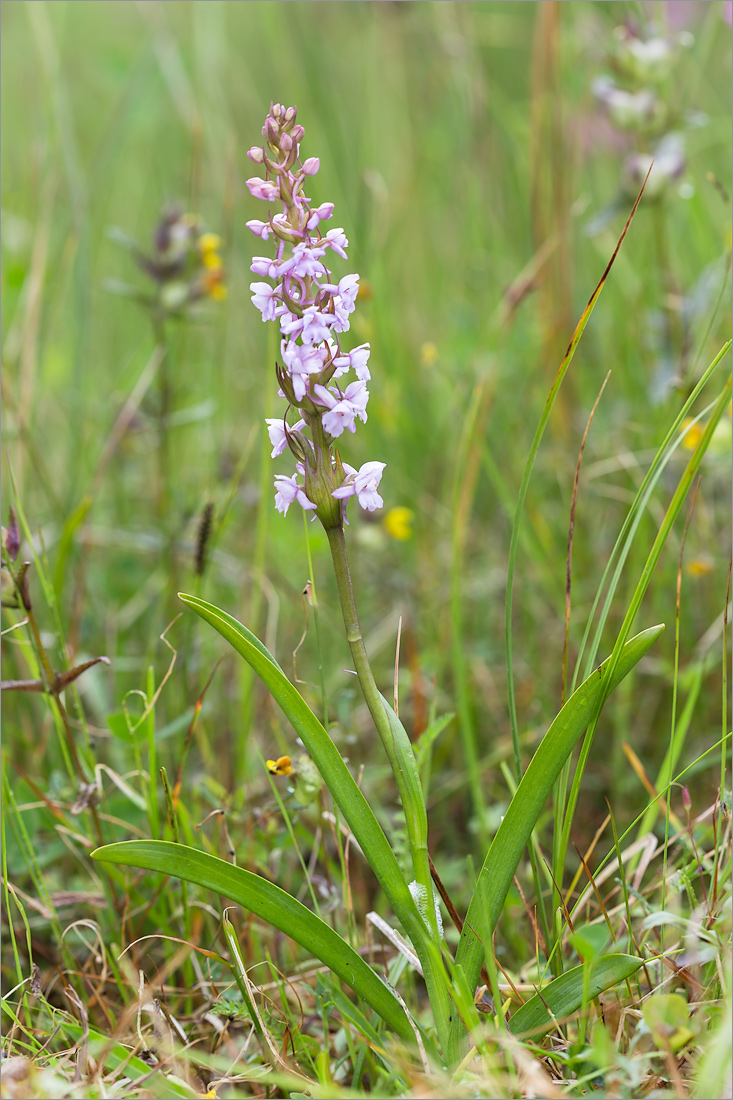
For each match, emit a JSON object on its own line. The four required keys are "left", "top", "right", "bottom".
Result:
{"left": 446, "top": 624, "right": 663, "bottom": 1061}
{"left": 91, "top": 840, "right": 415, "bottom": 1044}
{"left": 509, "top": 954, "right": 644, "bottom": 1039}
{"left": 176, "top": 595, "right": 444, "bottom": 990}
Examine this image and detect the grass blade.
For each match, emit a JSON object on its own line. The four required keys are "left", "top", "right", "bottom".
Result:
{"left": 505, "top": 175, "right": 651, "bottom": 783}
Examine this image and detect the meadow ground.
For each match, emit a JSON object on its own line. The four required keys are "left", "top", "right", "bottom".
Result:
{"left": 1, "top": 2, "right": 731, "bottom": 1097}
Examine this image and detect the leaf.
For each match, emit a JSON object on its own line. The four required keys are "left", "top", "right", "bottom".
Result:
{"left": 643, "top": 992, "right": 698, "bottom": 1052}
{"left": 414, "top": 712, "right": 454, "bottom": 769}
{"left": 509, "top": 954, "right": 644, "bottom": 1039}
{"left": 316, "top": 974, "right": 389, "bottom": 1059}
{"left": 569, "top": 924, "right": 610, "bottom": 963}
{"left": 446, "top": 625, "right": 663, "bottom": 1059}
{"left": 91, "top": 840, "right": 415, "bottom": 1044}
{"left": 107, "top": 710, "right": 134, "bottom": 744}
{"left": 53, "top": 494, "right": 93, "bottom": 597}
{"left": 175, "top": 594, "right": 432, "bottom": 963}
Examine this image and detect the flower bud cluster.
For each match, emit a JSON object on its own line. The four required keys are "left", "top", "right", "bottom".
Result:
{"left": 246, "top": 103, "right": 384, "bottom": 528}
{"left": 592, "top": 22, "right": 693, "bottom": 201}
{"left": 140, "top": 206, "right": 227, "bottom": 312}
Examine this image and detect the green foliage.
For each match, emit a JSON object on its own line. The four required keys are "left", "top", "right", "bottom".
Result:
{"left": 91, "top": 839, "right": 415, "bottom": 1043}
{"left": 509, "top": 955, "right": 644, "bottom": 1040}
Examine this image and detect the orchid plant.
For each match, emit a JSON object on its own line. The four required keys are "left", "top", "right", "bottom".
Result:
{"left": 90, "top": 101, "right": 731, "bottom": 1075}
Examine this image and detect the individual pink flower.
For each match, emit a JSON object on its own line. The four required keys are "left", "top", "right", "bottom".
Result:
{"left": 246, "top": 178, "right": 280, "bottom": 202}
{"left": 306, "top": 202, "right": 335, "bottom": 230}
{"left": 251, "top": 255, "right": 283, "bottom": 279}
{"left": 281, "top": 339, "right": 329, "bottom": 376}
{"left": 287, "top": 242, "right": 327, "bottom": 280}
{"left": 301, "top": 157, "right": 320, "bottom": 175}
{"left": 266, "top": 416, "right": 306, "bottom": 458}
{"left": 281, "top": 305, "right": 334, "bottom": 345}
{"left": 332, "top": 461, "right": 385, "bottom": 512}
{"left": 313, "top": 380, "right": 368, "bottom": 438}
{"left": 274, "top": 469, "right": 316, "bottom": 515}
{"left": 246, "top": 219, "right": 271, "bottom": 241}
{"left": 321, "top": 227, "right": 349, "bottom": 259}
{"left": 250, "top": 282, "right": 283, "bottom": 322}
{"left": 324, "top": 274, "right": 360, "bottom": 331}
{"left": 334, "top": 343, "right": 371, "bottom": 382}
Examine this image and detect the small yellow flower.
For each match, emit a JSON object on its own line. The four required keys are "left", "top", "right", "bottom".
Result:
{"left": 266, "top": 756, "right": 293, "bottom": 776}
{"left": 199, "top": 232, "right": 223, "bottom": 254}
{"left": 203, "top": 267, "right": 227, "bottom": 300}
{"left": 383, "top": 506, "right": 414, "bottom": 541}
{"left": 686, "top": 556, "right": 714, "bottom": 577}
{"left": 202, "top": 249, "right": 224, "bottom": 270}
{"left": 679, "top": 418, "right": 704, "bottom": 450}
{"left": 420, "top": 341, "right": 438, "bottom": 366}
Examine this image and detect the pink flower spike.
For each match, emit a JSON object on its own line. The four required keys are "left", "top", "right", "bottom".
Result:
{"left": 301, "top": 157, "right": 320, "bottom": 176}
{"left": 274, "top": 472, "right": 316, "bottom": 515}
{"left": 246, "top": 219, "right": 271, "bottom": 241}
{"left": 246, "top": 178, "right": 280, "bottom": 202}
{"left": 266, "top": 417, "right": 306, "bottom": 458}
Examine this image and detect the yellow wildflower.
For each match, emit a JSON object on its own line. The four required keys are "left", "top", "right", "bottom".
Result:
{"left": 199, "top": 232, "right": 223, "bottom": 254}
{"left": 383, "top": 506, "right": 414, "bottom": 541}
{"left": 266, "top": 756, "right": 293, "bottom": 776}
{"left": 203, "top": 266, "right": 227, "bottom": 300}
{"left": 686, "top": 556, "right": 714, "bottom": 577}
{"left": 420, "top": 341, "right": 438, "bottom": 366}
{"left": 679, "top": 418, "right": 704, "bottom": 450}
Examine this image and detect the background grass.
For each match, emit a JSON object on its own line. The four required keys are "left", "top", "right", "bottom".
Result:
{"left": 2, "top": 2, "right": 731, "bottom": 1097}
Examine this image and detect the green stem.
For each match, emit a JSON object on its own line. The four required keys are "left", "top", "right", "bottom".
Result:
{"left": 302, "top": 510, "right": 329, "bottom": 729}
{"left": 325, "top": 524, "right": 453, "bottom": 1050}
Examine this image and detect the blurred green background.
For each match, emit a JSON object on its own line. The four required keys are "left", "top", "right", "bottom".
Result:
{"left": 2, "top": 0, "right": 730, "bottom": 866}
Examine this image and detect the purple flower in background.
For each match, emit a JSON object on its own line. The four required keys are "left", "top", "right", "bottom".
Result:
{"left": 247, "top": 103, "right": 385, "bottom": 527}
